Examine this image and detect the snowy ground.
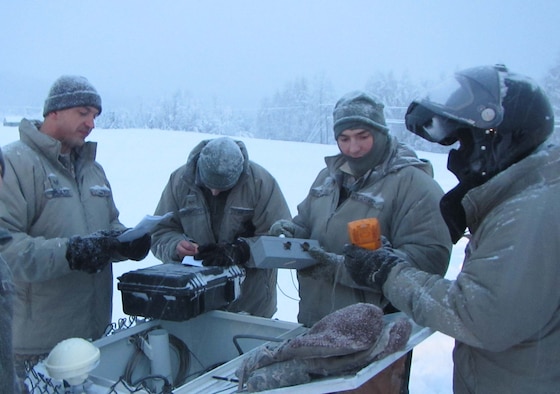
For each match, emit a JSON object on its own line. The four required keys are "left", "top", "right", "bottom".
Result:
{"left": 0, "top": 125, "right": 461, "bottom": 393}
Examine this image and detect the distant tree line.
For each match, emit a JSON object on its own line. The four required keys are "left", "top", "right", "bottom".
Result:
{"left": 95, "top": 70, "right": 454, "bottom": 152}
{"left": 97, "top": 56, "right": 560, "bottom": 152}
{"left": 6, "top": 58, "right": 555, "bottom": 153}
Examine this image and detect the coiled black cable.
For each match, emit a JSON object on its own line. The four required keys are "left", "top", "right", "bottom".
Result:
{"left": 123, "top": 329, "right": 190, "bottom": 389}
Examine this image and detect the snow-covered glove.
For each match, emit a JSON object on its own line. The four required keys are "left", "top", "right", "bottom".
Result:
{"left": 117, "top": 233, "right": 151, "bottom": 261}
{"left": 194, "top": 238, "right": 250, "bottom": 267}
{"left": 268, "top": 219, "right": 297, "bottom": 238}
{"left": 343, "top": 237, "right": 407, "bottom": 287}
{"left": 91, "top": 229, "right": 126, "bottom": 238}
{"left": 301, "top": 246, "right": 344, "bottom": 281}
{"left": 66, "top": 232, "right": 121, "bottom": 273}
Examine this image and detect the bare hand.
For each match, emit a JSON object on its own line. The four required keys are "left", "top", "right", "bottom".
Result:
{"left": 176, "top": 239, "right": 198, "bottom": 258}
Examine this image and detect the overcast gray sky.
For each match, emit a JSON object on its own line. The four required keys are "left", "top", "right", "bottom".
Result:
{"left": 1, "top": 0, "right": 558, "bottom": 111}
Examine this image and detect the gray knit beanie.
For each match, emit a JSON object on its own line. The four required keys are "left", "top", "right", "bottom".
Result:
{"left": 333, "top": 91, "right": 389, "bottom": 139}
{"left": 198, "top": 137, "right": 244, "bottom": 190}
{"left": 43, "top": 75, "right": 102, "bottom": 116}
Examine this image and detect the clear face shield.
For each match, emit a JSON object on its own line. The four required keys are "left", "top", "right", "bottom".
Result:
{"left": 405, "top": 66, "right": 505, "bottom": 145}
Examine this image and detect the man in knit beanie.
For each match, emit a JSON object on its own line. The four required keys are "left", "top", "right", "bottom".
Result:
{"left": 41, "top": 75, "right": 103, "bottom": 155}
{"left": 0, "top": 75, "right": 150, "bottom": 392}
{"left": 332, "top": 91, "right": 391, "bottom": 178}
{"left": 269, "top": 90, "right": 451, "bottom": 393}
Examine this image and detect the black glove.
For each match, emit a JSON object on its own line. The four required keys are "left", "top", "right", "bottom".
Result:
{"left": 343, "top": 238, "right": 406, "bottom": 288}
{"left": 66, "top": 233, "right": 121, "bottom": 273}
{"left": 194, "top": 238, "right": 250, "bottom": 267}
{"left": 117, "top": 233, "right": 151, "bottom": 261}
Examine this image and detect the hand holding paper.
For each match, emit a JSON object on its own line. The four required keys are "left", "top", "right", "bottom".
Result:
{"left": 117, "top": 212, "right": 174, "bottom": 242}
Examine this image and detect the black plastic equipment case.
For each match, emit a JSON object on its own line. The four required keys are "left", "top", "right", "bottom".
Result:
{"left": 117, "top": 264, "right": 245, "bottom": 322}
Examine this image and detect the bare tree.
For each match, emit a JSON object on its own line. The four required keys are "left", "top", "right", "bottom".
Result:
{"left": 256, "top": 75, "right": 336, "bottom": 143}
{"left": 364, "top": 71, "right": 450, "bottom": 153}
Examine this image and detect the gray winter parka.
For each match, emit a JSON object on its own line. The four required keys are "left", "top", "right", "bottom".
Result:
{"left": 151, "top": 139, "right": 291, "bottom": 318}
{"left": 0, "top": 229, "right": 19, "bottom": 394}
{"left": 384, "top": 144, "right": 560, "bottom": 393}
{"left": 293, "top": 137, "right": 452, "bottom": 327}
{"left": 0, "top": 119, "right": 126, "bottom": 355}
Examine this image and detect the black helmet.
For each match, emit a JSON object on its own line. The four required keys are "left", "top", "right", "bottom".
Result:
{"left": 405, "top": 64, "right": 554, "bottom": 185}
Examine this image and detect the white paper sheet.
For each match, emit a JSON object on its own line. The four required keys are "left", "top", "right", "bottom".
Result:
{"left": 182, "top": 255, "right": 203, "bottom": 267}
{"left": 117, "top": 212, "right": 174, "bottom": 242}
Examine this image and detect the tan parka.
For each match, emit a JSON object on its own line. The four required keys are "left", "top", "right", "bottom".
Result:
{"left": 151, "top": 139, "right": 291, "bottom": 318}
{"left": 0, "top": 119, "right": 126, "bottom": 355}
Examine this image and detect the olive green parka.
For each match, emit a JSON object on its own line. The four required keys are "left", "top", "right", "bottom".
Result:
{"left": 0, "top": 119, "right": 126, "bottom": 355}
{"left": 151, "top": 139, "right": 291, "bottom": 318}
{"left": 385, "top": 144, "right": 560, "bottom": 393}
{"left": 292, "top": 137, "right": 452, "bottom": 327}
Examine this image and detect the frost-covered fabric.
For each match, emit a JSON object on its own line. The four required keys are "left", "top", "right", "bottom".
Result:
{"left": 385, "top": 143, "right": 560, "bottom": 393}
{"left": 0, "top": 119, "right": 125, "bottom": 355}
{"left": 280, "top": 302, "right": 384, "bottom": 358}
{"left": 197, "top": 137, "right": 244, "bottom": 190}
{"left": 235, "top": 303, "right": 412, "bottom": 392}
{"left": 293, "top": 136, "right": 452, "bottom": 327}
{"left": 151, "top": 139, "right": 291, "bottom": 318}
{"left": 42, "top": 75, "right": 102, "bottom": 116}
{"left": 333, "top": 91, "right": 389, "bottom": 138}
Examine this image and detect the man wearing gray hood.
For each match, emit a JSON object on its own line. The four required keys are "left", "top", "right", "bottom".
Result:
{"left": 269, "top": 91, "right": 452, "bottom": 393}
{"left": 151, "top": 137, "right": 291, "bottom": 318}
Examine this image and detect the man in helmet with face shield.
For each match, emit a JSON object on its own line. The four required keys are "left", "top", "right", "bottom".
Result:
{"left": 340, "top": 65, "right": 560, "bottom": 393}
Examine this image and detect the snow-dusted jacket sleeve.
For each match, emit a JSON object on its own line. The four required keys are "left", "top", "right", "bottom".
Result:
{"left": 150, "top": 169, "right": 187, "bottom": 262}
{"left": 386, "top": 152, "right": 560, "bottom": 348}
{"left": 383, "top": 146, "right": 560, "bottom": 392}
{"left": 0, "top": 131, "right": 124, "bottom": 283}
